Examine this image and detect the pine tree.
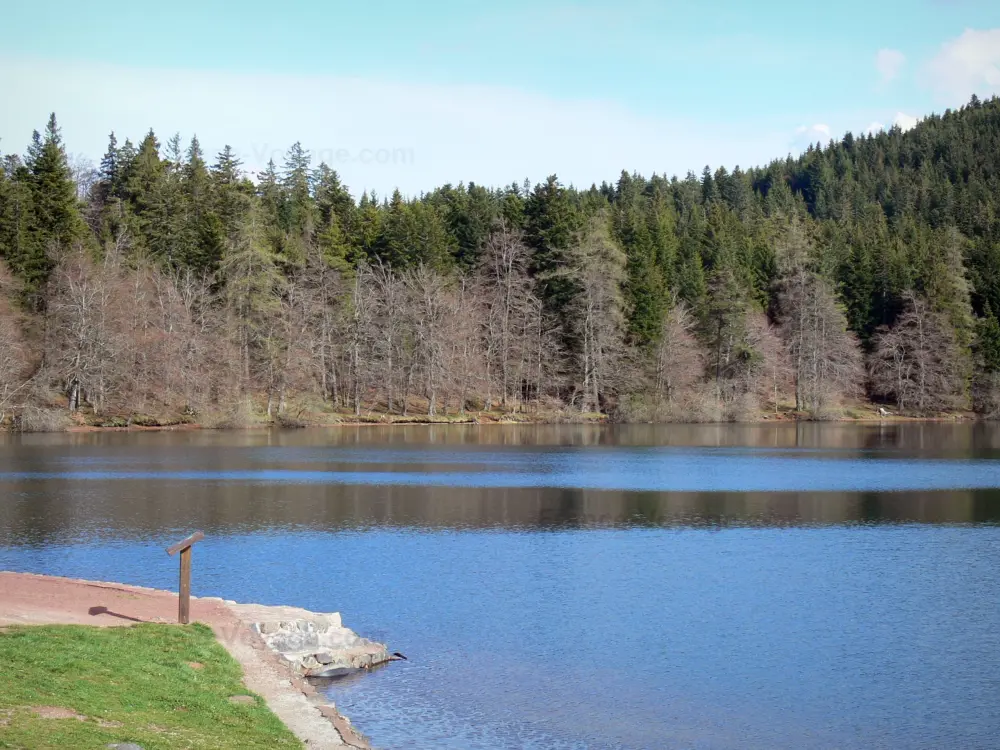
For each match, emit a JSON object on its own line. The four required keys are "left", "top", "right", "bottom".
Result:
{"left": 24, "top": 113, "right": 83, "bottom": 257}
{"left": 124, "top": 129, "right": 175, "bottom": 260}
{"left": 355, "top": 191, "right": 382, "bottom": 258}
{"left": 313, "top": 164, "right": 354, "bottom": 237}
{"left": 701, "top": 166, "right": 719, "bottom": 204}
{"left": 612, "top": 176, "right": 664, "bottom": 347}
{"left": 281, "top": 142, "right": 315, "bottom": 244}
{"left": 255, "top": 159, "right": 285, "bottom": 260}
{"left": 375, "top": 189, "right": 410, "bottom": 267}
{"left": 525, "top": 175, "right": 582, "bottom": 321}
{"left": 0, "top": 161, "right": 46, "bottom": 294}
{"left": 313, "top": 164, "right": 355, "bottom": 271}
{"left": 179, "top": 135, "right": 220, "bottom": 270}
{"left": 441, "top": 183, "right": 495, "bottom": 269}
{"left": 97, "top": 132, "right": 120, "bottom": 203}
{"left": 674, "top": 235, "right": 707, "bottom": 311}
{"left": 211, "top": 145, "right": 250, "bottom": 248}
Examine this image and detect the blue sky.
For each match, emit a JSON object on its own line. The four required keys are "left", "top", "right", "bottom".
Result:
{"left": 2, "top": 0, "right": 999, "bottom": 195}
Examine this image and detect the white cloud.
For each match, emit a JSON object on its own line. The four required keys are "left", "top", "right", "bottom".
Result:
{"left": 923, "top": 28, "right": 1000, "bottom": 103}
{"left": 0, "top": 56, "right": 792, "bottom": 197}
{"left": 875, "top": 49, "right": 906, "bottom": 86}
{"left": 789, "top": 123, "right": 832, "bottom": 154}
{"left": 795, "top": 124, "right": 832, "bottom": 138}
{"left": 856, "top": 114, "right": 916, "bottom": 137}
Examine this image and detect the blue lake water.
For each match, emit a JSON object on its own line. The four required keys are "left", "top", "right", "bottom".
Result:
{"left": 2, "top": 423, "right": 1000, "bottom": 749}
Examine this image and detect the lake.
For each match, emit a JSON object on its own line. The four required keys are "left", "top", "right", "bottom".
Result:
{"left": 2, "top": 423, "right": 1000, "bottom": 749}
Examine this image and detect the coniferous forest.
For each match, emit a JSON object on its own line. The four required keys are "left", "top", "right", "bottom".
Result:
{"left": 2, "top": 96, "right": 1000, "bottom": 429}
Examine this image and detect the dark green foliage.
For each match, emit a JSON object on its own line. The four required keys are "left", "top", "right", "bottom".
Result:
{"left": 0, "top": 164, "right": 45, "bottom": 292}
{"left": 25, "top": 114, "right": 83, "bottom": 251}
{"left": 436, "top": 182, "right": 496, "bottom": 269}
{"left": 313, "top": 164, "right": 355, "bottom": 271}
{"left": 525, "top": 174, "right": 583, "bottom": 321}
{"left": 0, "top": 115, "right": 83, "bottom": 294}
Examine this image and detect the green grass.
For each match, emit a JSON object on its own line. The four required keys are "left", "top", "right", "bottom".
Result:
{"left": 0, "top": 623, "right": 300, "bottom": 749}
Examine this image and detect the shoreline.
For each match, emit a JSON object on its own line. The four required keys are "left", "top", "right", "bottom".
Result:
{"left": 57, "top": 413, "right": 980, "bottom": 433}
{"left": 0, "top": 571, "right": 388, "bottom": 748}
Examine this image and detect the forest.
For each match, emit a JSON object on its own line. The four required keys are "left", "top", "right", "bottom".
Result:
{"left": 2, "top": 95, "right": 1000, "bottom": 429}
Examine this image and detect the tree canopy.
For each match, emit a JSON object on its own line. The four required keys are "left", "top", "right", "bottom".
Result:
{"left": 2, "top": 98, "right": 1000, "bottom": 425}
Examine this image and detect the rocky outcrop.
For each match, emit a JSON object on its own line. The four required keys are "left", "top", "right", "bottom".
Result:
{"left": 226, "top": 603, "right": 391, "bottom": 678}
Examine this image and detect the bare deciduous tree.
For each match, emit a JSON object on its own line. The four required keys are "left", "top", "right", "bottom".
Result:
{"left": 0, "top": 263, "right": 33, "bottom": 422}
{"left": 445, "top": 275, "right": 486, "bottom": 413}
{"left": 869, "top": 292, "right": 964, "bottom": 414}
{"left": 43, "top": 244, "right": 228, "bottom": 422}
{"left": 218, "top": 205, "right": 286, "bottom": 412}
{"left": 46, "top": 251, "right": 131, "bottom": 414}
{"left": 367, "top": 261, "right": 408, "bottom": 414}
{"left": 294, "top": 245, "right": 347, "bottom": 404}
{"left": 166, "top": 268, "right": 231, "bottom": 415}
{"left": 405, "top": 264, "right": 451, "bottom": 416}
{"left": 652, "top": 302, "right": 704, "bottom": 415}
{"left": 478, "top": 222, "right": 540, "bottom": 411}
{"left": 776, "top": 246, "right": 863, "bottom": 415}
{"left": 571, "top": 220, "right": 628, "bottom": 413}
{"left": 347, "top": 261, "right": 379, "bottom": 416}
{"left": 745, "top": 311, "right": 792, "bottom": 415}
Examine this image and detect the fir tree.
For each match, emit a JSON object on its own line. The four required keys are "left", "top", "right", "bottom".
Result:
{"left": 25, "top": 113, "right": 82, "bottom": 255}
{"left": 525, "top": 175, "right": 582, "bottom": 322}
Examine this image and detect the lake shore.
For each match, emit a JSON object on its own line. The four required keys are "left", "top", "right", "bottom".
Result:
{"left": 0, "top": 571, "right": 383, "bottom": 749}
{"left": 3, "top": 394, "right": 983, "bottom": 433}
{"left": 33, "top": 403, "right": 979, "bottom": 433}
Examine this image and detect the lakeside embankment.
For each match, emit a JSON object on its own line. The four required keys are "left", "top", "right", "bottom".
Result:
{"left": 9, "top": 402, "right": 982, "bottom": 434}
{"left": 0, "top": 572, "right": 392, "bottom": 749}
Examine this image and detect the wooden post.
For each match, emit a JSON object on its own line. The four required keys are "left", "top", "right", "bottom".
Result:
{"left": 166, "top": 531, "right": 205, "bottom": 625}
{"left": 178, "top": 546, "right": 192, "bottom": 624}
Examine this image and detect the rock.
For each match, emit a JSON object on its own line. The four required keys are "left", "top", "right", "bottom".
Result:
{"left": 106, "top": 744, "right": 144, "bottom": 750}
{"left": 305, "top": 665, "right": 357, "bottom": 678}
{"left": 226, "top": 601, "right": 391, "bottom": 678}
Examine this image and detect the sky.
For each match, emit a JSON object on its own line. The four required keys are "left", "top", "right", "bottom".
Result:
{"left": 1, "top": 0, "right": 999, "bottom": 196}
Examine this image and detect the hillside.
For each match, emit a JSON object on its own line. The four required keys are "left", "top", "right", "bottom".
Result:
{"left": 1, "top": 96, "right": 999, "bottom": 428}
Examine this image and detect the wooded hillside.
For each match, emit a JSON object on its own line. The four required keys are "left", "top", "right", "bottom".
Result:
{"left": 2, "top": 96, "right": 999, "bottom": 428}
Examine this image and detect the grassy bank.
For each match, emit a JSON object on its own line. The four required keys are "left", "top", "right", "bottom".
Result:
{"left": 54, "top": 404, "right": 609, "bottom": 431}
{"left": 4, "top": 395, "right": 979, "bottom": 432}
{"left": 0, "top": 623, "right": 299, "bottom": 749}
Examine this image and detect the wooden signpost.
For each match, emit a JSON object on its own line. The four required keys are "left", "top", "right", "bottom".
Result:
{"left": 166, "top": 531, "right": 205, "bottom": 624}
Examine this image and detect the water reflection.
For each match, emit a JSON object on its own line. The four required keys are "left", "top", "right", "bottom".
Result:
{"left": 3, "top": 481, "right": 1000, "bottom": 548}
{"left": 2, "top": 420, "right": 1000, "bottom": 453}
{"left": 2, "top": 423, "right": 1000, "bottom": 548}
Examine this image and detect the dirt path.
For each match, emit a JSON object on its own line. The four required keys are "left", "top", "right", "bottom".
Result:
{"left": 0, "top": 572, "right": 371, "bottom": 749}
